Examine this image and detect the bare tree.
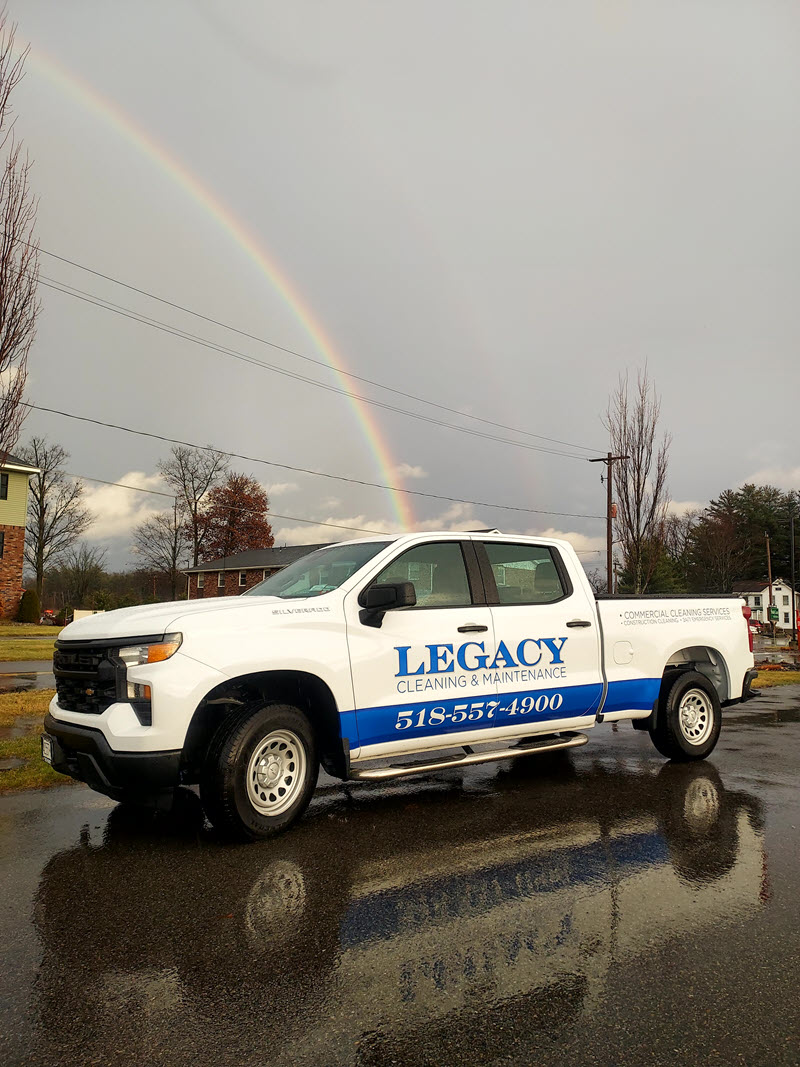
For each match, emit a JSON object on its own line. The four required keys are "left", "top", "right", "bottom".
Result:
{"left": 158, "top": 445, "right": 229, "bottom": 566}
{"left": 585, "top": 568, "right": 608, "bottom": 594}
{"left": 605, "top": 368, "right": 671, "bottom": 594}
{"left": 20, "top": 436, "right": 93, "bottom": 601}
{"left": 132, "top": 503, "right": 184, "bottom": 600}
{"left": 53, "top": 542, "right": 107, "bottom": 608}
{"left": 0, "top": 15, "right": 38, "bottom": 459}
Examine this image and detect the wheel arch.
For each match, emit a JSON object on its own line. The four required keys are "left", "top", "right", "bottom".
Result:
{"left": 181, "top": 670, "right": 349, "bottom": 782}
{"left": 663, "top": 645, "right": 731, "bottom": 704}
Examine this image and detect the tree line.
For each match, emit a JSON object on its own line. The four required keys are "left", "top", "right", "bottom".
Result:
{"left": 20, "top": 437, "right": 274, "bottom": 614}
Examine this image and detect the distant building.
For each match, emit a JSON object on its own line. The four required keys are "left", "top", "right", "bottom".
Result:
{"left": 0, "top": 452, "right": 39, "bottom": 617}
{"left": 732, "top": 578, "right": 800, "bottom": 628}
{"left": 186, "top": 544, "right": 331, "bottom": 599}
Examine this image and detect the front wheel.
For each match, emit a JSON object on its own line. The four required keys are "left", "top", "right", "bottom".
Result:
{"left": 649, "top": 670, "right": 722, "bottom": 762}
{"left": 200, "top": 702, "right": 319, "bottom": 840}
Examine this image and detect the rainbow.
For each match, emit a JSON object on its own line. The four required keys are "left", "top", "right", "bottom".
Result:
{"left": 24, "top": 45, "right": 414, "bottom": 530}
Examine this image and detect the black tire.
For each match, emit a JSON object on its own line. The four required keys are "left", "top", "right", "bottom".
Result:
{"left": 200, "top": 702, "right": 319, "bottom": 840}
{"left": 649, "top": 670, "right": 722, "bottom": 762}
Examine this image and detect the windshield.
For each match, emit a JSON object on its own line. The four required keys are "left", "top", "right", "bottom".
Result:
{"left": 244, "top": 541, "right": 392, "bottom": 599}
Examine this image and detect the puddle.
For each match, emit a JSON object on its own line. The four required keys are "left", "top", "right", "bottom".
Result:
{"left": 0, "top": 757, "right": 26, "bottom": 771}
{"left": 0, "top": 674, "right": 55, "bottom": 694}
{"left": 728, "top": 707, "right": 800, "bottom": 727}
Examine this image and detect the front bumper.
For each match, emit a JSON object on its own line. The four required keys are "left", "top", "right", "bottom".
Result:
{"left": 43, "top": 712, "right": 181, "bottom": 801}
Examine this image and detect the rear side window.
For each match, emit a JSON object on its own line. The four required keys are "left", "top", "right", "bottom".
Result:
{"left": 373, "top": 542, "right": 471, "bottom": 608}
{"left": 484, "top": 543, "right": 566, "bottom": 605}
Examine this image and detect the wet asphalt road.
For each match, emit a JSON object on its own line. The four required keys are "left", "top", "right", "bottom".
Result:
{"left": 2, "top": 690, "right": 800, "bottom": 1067}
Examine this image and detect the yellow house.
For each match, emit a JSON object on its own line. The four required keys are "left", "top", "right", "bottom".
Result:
{"left": 0, "top": 452, "right": 40, "bottom": 617}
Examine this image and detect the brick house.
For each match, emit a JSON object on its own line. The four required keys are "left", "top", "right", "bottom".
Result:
{"left": 0, "top": 452, "right": 39, "bottom": 618}
{"left": 186, "top": 544, "right": 330, "bottom": 599}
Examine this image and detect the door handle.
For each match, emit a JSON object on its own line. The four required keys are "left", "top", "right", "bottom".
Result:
{"left": 457, "top": 624, "right": 488, "bottom": 633}
{"left": 566, "top": 619, "right": 592, "bottom": 628}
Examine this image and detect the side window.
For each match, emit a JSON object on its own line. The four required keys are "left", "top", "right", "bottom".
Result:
{"left": 0, "top": 473, "right": 7, "bottom": 500}
{"left": 373, "top": 542, "right": 471, "bottom": 608}
{"left": 484, "top": 543, "right": 566, "bottom": 605}
{"left": 197, "top": 573, "right": 205, "bottom": 589}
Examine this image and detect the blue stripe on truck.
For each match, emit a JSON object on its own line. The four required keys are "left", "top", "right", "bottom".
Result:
{"left": 351, "top": 677, "right": 661, "bottom": 748}
{"left": 602, "top": 677, "right": 661, "bottom": 715}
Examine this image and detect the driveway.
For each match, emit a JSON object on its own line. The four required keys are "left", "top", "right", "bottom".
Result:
{"left": 2, "top": 687, "right": 800, "bottom": 1066}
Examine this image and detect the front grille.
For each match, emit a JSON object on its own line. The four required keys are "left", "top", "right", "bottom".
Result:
{"left": 54, "top": 643, "right": 120, "bottom": 715}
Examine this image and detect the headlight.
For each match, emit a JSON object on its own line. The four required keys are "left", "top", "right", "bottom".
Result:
{"left": 118, "top": 633, "right": 182, "bottom": 667}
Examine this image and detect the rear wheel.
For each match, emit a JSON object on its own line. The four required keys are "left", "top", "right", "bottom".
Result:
{"left": 649, "top": 670, "right": 722, "bottom": 762}
{"left": 200, "top": 702, "right": 319, "bottom": 840}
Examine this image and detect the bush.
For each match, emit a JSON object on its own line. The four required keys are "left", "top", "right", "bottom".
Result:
{"left": 18, "top": 588, "right": 41, "bottom": 623}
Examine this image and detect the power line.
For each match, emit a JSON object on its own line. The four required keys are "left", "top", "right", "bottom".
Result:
{"left": 74, "top": 472, "right": 608, "bottom": 544}
{"left": 26, "top": 402, "right": 605, "bottom": 520}
{"left": 39, "top": 276, "right": 588, "bottom": 461}
{"left": 38, "top": 245, "right": 601, "bottom": 454}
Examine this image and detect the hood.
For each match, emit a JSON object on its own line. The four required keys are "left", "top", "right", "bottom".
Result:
{"left": 58, "top": 595, "right": 285, "bottom": 642}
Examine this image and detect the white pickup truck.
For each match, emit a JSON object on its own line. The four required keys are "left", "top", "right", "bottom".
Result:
{"left": 43, "top": 532, "right": 756, "bottom": 839}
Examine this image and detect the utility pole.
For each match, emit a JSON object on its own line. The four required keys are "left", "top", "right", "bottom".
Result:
{"left": 589, "top": 452, "right": 629, "bottom": 594}
{"left": 791, "top": 515, "right": 797, "bottom": 649}
{"left": 766, "top": 531, "right": 774, "bottom": 640}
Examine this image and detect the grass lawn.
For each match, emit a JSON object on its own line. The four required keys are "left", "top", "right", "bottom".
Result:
{"left": 0, "top": 638, "right": 56, "bottom": 663}
{"left": 0, "top": 622, "right": 62, "bottom": 637}
{"left": 752, "top": 669, "right": 800, "bottom": 689}
{"left": 0, "top": 689, "right": 68, "bottom": 794}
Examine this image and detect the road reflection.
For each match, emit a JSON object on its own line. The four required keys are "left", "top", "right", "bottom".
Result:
{"left": 32, "top": 757, "right": 766, "bottom": 1066}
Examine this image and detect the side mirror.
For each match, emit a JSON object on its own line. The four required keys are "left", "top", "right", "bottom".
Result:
{"left": 360, "top": 582, "right": 416, "bottom": 626}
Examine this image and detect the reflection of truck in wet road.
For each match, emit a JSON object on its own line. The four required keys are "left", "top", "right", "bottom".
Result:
{"left": 32, "top": 762, "right": 765, "bottom": 1065}
{"left": 42, "top": 533, "right": 756, "bottom": 836}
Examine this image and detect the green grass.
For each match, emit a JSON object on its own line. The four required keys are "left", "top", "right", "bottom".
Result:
{"left": 0, "top": 622, "right": 62, "bottom": 637}
{"left": 752, "top": 670, "right": 800, "bottom": 689}
{"left": 0, "top": 637, "right": 55, "bottom": 663}
{"left": 0, "top": 688, "right": 69, "bottom": 795}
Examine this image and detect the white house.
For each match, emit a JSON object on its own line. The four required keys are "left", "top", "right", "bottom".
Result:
{"left": 732, "top": 578, "right": 800, "bottom": 628}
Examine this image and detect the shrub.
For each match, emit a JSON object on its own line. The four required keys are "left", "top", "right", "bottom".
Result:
{"left": 18, "top": 588, "right": 41, "bottom": 623}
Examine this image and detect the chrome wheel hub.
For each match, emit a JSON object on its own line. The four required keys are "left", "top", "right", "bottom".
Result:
{"left": 678, "top": 690, "right": 714, "bottom": 746}
{"left": 246, "top": 730, "right": 306, "bottom": 816}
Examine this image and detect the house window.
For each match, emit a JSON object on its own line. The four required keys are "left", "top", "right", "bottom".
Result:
{"left": 197, "top": 573, "right": 204, "bottom": 589}
{"left": 754, "top": 596, "right": 761, "bottom": 607}
{"left": 262, "top": 569, "right": 267, "bottom": 580}
{"left": 0, "top": 531, "right": 4, "bottom": 558}
{"left": 783, "top": 595, "right": 789, "bottom": 606}
{"left": 239, "top": 571, "right": 247, "bottom": 587}
{"left": 785, "top": 613, "right": 790, "bottom": 624}
{"left": 0, "top": 473, "right": 7, "bottom": 500}
{"left": 217, "top": 572, "right": 225, "bottom": 589}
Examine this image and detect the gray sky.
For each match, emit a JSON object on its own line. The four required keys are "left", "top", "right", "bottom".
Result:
{"left": 11, "top": 0, "right": 800, "bottom": 571}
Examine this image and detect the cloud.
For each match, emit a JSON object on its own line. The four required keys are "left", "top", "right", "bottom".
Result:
{"left": 742, "top": 467, "right": 800, "bottom": 492}
{"left": 519, "top": 526, "right": 606, "bottom": 561}
{"left": 668, "top": 499, "right": 704, "bottom": 516}
{"left": 272, "top": 515, "right": 401, "bottom": 545}
{"left": 414, "top": 502, "right": 484, "bottom": 531}
{"left": 393, "top": 463, "right": 428, "bottom": 480}
{"left": 265, "top": 482, "right": 300, "bottom": 496}
{"left": 82, "top": 471, "right": 169, "bottom": 540}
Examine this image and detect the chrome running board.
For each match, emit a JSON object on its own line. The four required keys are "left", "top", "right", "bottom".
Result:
{"left": 349, "top": 732, "right": 589, "bottom": 781}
